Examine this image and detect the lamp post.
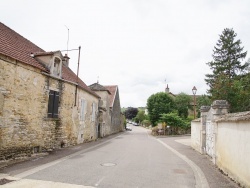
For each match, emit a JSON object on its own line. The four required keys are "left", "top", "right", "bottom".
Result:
{"left": 192, "top": 86, "right": 197, "bottom": 119}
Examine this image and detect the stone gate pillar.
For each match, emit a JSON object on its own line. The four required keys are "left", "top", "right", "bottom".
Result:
{"left": 211, "top": 100, "right": 229, "bottom": 120}
{"left": 210, "top": 100, "right": 229, "bottom": 164}
{"left": 200, "top": 106, "right": 210, "bottom": 154}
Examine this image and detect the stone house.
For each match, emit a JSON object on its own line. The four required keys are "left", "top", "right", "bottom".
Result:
{"left": 0, "top": 22, "right": 100, "bottom": 161}
{"left": 89, "top": 83, "right": 124, "bottom": 137}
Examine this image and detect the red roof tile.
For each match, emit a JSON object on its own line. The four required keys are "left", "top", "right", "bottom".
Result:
{"left": 0, "top": 22, "right": 48, "bottom": 72}
{"left": 62, "top": 66, "right": 99, "bottom": 98}
{"left": 0, "top": 22, "right": 99, "bottom": 98}
{"left": 104, "top": 85, "right": 118, "bottom": 107}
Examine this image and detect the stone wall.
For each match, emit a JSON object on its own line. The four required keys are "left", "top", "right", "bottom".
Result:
{"left": 94, "top": 90, "right": 111, "bottom": 137}
{"left": 110, "top": 88, "right": 123, "bottom": 134}
{"left": 215, "top": 114, "right": 250, "bottom": 188}
{"left": 191, "top": 100, "right": 250, "bottom": 187}
{"left": 0, "top": 56, "right": 49, "bottom": 159}
{"left": 0, "top": 55, "right": 99, "bottom": 161}
{"left": 77, "top": 88, "right": 99, "bottom": 143}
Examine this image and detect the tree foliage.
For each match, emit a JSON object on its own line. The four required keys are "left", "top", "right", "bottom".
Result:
{"left": 147, "top": 92, "right": 175, "bottom": 126}
{"left": 175, "top": 92, "right": 192, "bottom": 118}
{"left": 124, "top": 107, "right": 138, "bottom": 120}
{"left": 160, "top": 113, "right": 188, "bottom": 128}
{"left": 205, "top": 28, "right": 249, "bottom": 112}
{"left": 134, "top": 110, "right": 146, "bottom": 123}
{"left": 196, "top": 95, "right": 211, "bottom": 117}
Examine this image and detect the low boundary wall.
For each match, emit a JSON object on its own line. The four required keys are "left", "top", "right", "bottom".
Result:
{"left": 191, "top": 100, "right": 250, "bottom": 187}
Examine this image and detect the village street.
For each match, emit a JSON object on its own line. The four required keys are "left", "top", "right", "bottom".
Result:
{"left": 0, "top": 126, "right": 239, "bottom": 188}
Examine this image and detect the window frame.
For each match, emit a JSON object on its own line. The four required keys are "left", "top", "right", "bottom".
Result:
{"left": 80, "top": 99, "right": 86, "bottom": 121}
{"left": 47, "top": 90, "right": 59, "bottom": 118}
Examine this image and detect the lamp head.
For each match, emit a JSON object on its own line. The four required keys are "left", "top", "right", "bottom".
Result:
{"left": 192, "top": 86, "right": 197, "bottom": 95}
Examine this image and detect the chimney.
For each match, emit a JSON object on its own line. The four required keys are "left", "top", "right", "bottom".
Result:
{"left": 165, "top": 84, "right": 170, "bottom": 93}
{"left": 63, "top": 54, "right": 70, "bottom": 67}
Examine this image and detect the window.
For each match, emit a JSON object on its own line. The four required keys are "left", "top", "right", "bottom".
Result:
{"left": 47, "top": 90, "right": 59, "bottom": 118}
{"left": 52, "top": 57, "right": 62, "bottom": 77}
{"left": 92, "top": 103, "right": 96, "bottom": 122}
{"left": 80, "top": 99, "right": 85, "bottom": 121}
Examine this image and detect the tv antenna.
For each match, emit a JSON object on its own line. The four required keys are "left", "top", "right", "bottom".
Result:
{"left": 65, "top": 25, "right": 69, "bottom": 54}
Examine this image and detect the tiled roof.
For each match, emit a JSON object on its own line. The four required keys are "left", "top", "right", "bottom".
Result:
{"left": 0, "top": 22, "right": 99, "bottom": 98}
{"left": 0, "top": 22, "right": 48, "bottom": 72}
{"left": 62, "top": 66, "right": 99, "bottom": 98}
{"left": 89, "top": 83, "right": 111, "bottom": 94}
{"left": 104, "top": 85, "right": 118, "bottom": 107}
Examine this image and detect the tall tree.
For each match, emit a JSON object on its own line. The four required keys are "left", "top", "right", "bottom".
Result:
{"left": 205, "top": 28, "right": 248, "bottom": 109}
{"left": 147, "top": 92, "right": 175, "bottom": 126}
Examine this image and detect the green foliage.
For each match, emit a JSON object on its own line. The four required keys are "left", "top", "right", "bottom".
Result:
{"left": 228, "top": 72, "right": 250, "bottom": 112}
{"left": 124, "top": 107, "right": 138, "bottom": 120}
{"left": 134, "top": 110, "right": 146, "bottom": 123}
{"left": 205, "top": 28, "right": 249, "bottom": 112}
{"left": 142, "top": 119, "right": 151, "bottom": 127}
{"left": 196, "top": 95, "right": 211, "bottom": 117}
{"left": 160, "top": 113, "right": 189, "bottom": 129}
{"left": 147, "top": 92, "right": 175, "bottom": 126}
{"left": 175, "top": 92, "right": 192, "bottom": 118}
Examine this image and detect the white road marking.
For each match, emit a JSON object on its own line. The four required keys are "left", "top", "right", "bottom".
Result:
{"left": 156, "top": 139, "right": 210, "bottom": 188}
{"left": 1, "top": 179, "right": 95, "bottom": 188}
{"left": 94, "top": 176, "right": 105, "bottom": 187}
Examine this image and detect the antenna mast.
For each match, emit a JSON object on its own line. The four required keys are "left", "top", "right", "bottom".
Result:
{"left": 65, "top": 25, "right": 69, "bottom": 54}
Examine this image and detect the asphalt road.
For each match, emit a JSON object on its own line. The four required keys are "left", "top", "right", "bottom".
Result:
{"left": 0, "top": 125, "right": 239, "bottom": 188}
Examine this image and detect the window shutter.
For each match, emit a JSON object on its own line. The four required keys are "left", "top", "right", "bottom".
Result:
{"left": 80, "top": 99, "right": 85, "bottom": 121}
{"left": 53, "top": 91, "right": 59, "bottom": 118}
{"left": 92, "top": 103, "right": 96, "bottom": 121}
{"left": 47, "top": 90, "right": 54, "bottom": 118}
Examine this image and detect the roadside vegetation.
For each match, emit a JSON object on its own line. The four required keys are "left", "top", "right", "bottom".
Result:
{"left": 123, "top": 28, "right": 250, "bottom": 135}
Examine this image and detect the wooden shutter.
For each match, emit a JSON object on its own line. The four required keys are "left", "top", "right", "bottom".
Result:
{"left": 92, "top": 103, "right": 96, "bottom": 121}
{"left": 80, "top": 99, "right": 85, "bottom": 121}
{"left": 47, "top": 90, "right": 59, "bottom": 118}
{"left": 47, "top": 90, "right": 54, "bottom": 118}
{"left": 53, "top": 91, "right": 59, "bottom": 118}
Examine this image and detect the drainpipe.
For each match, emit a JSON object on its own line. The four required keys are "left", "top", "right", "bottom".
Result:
{"left": 75, "top": 46, "right": 81, "bottom": 106}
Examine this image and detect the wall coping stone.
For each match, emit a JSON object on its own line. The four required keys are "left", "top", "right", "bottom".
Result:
{"left": 200, "top": 106, "right": 210, "bottom": 112}
{"left": 212, "top": 100, "right": 229, "bottom": 109}
{"left": 216, "top": 111, "right": 250, "bottom": 122}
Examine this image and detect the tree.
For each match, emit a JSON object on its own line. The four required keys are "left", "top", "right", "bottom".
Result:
{"left": 147, "top": 92, "right": 175, "bottom": 126}
{"left": 174, "top": 92, "right": 192, "bottom": 118}
{"left": 196, "top": 95, "right": 211, "bottom": 117}
{"left": 134, "top": 110, "right": 146, "bottom": 124}
{"left": 229, "top": 72, "right": 250, "bottom": 112}
{"left": 160, "top": 113, "right": 190, "bottom": 134}
{"left": 124, "top": 107, "right": 138, "bottom": 120}
{"left": 205, "top": 28, "right": 249, "bottom": 111}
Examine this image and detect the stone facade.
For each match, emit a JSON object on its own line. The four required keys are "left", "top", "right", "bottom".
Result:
{"left": 109, "top": 86, "right": 123, "bottom": 134}
{"left": 0, "top": 22, "right": 125, "bottom": 163}
{"left": 0, "top": 54, "right": 99, "bottom": 160}
{"left": 89, "top": 83, "right": 124, "bottom": 137}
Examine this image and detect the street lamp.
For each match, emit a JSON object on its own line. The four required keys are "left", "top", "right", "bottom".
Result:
{"left": 192, "top": 86, "right": 197, "bottom": 119}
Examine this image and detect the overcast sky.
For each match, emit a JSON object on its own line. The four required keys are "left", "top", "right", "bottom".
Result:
{"left": 1, "top": 0, "right": 250, "bottom": 107}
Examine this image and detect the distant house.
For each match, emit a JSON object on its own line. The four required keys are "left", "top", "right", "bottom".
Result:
{"left": 165, "top": 85, "right": 201, "bottom": 117}
{"left": 0, "top": 22, "right": 100, "bottom": 160}
{"left": 165, "top": 84, "right": 176, "bottom": 98}
{"left": 89, "top": 83, "right": 123, "bottom": 137}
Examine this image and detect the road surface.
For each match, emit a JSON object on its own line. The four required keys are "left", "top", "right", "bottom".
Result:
{"left": 0, "top": 125, "right": 239, "bottom": 188}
